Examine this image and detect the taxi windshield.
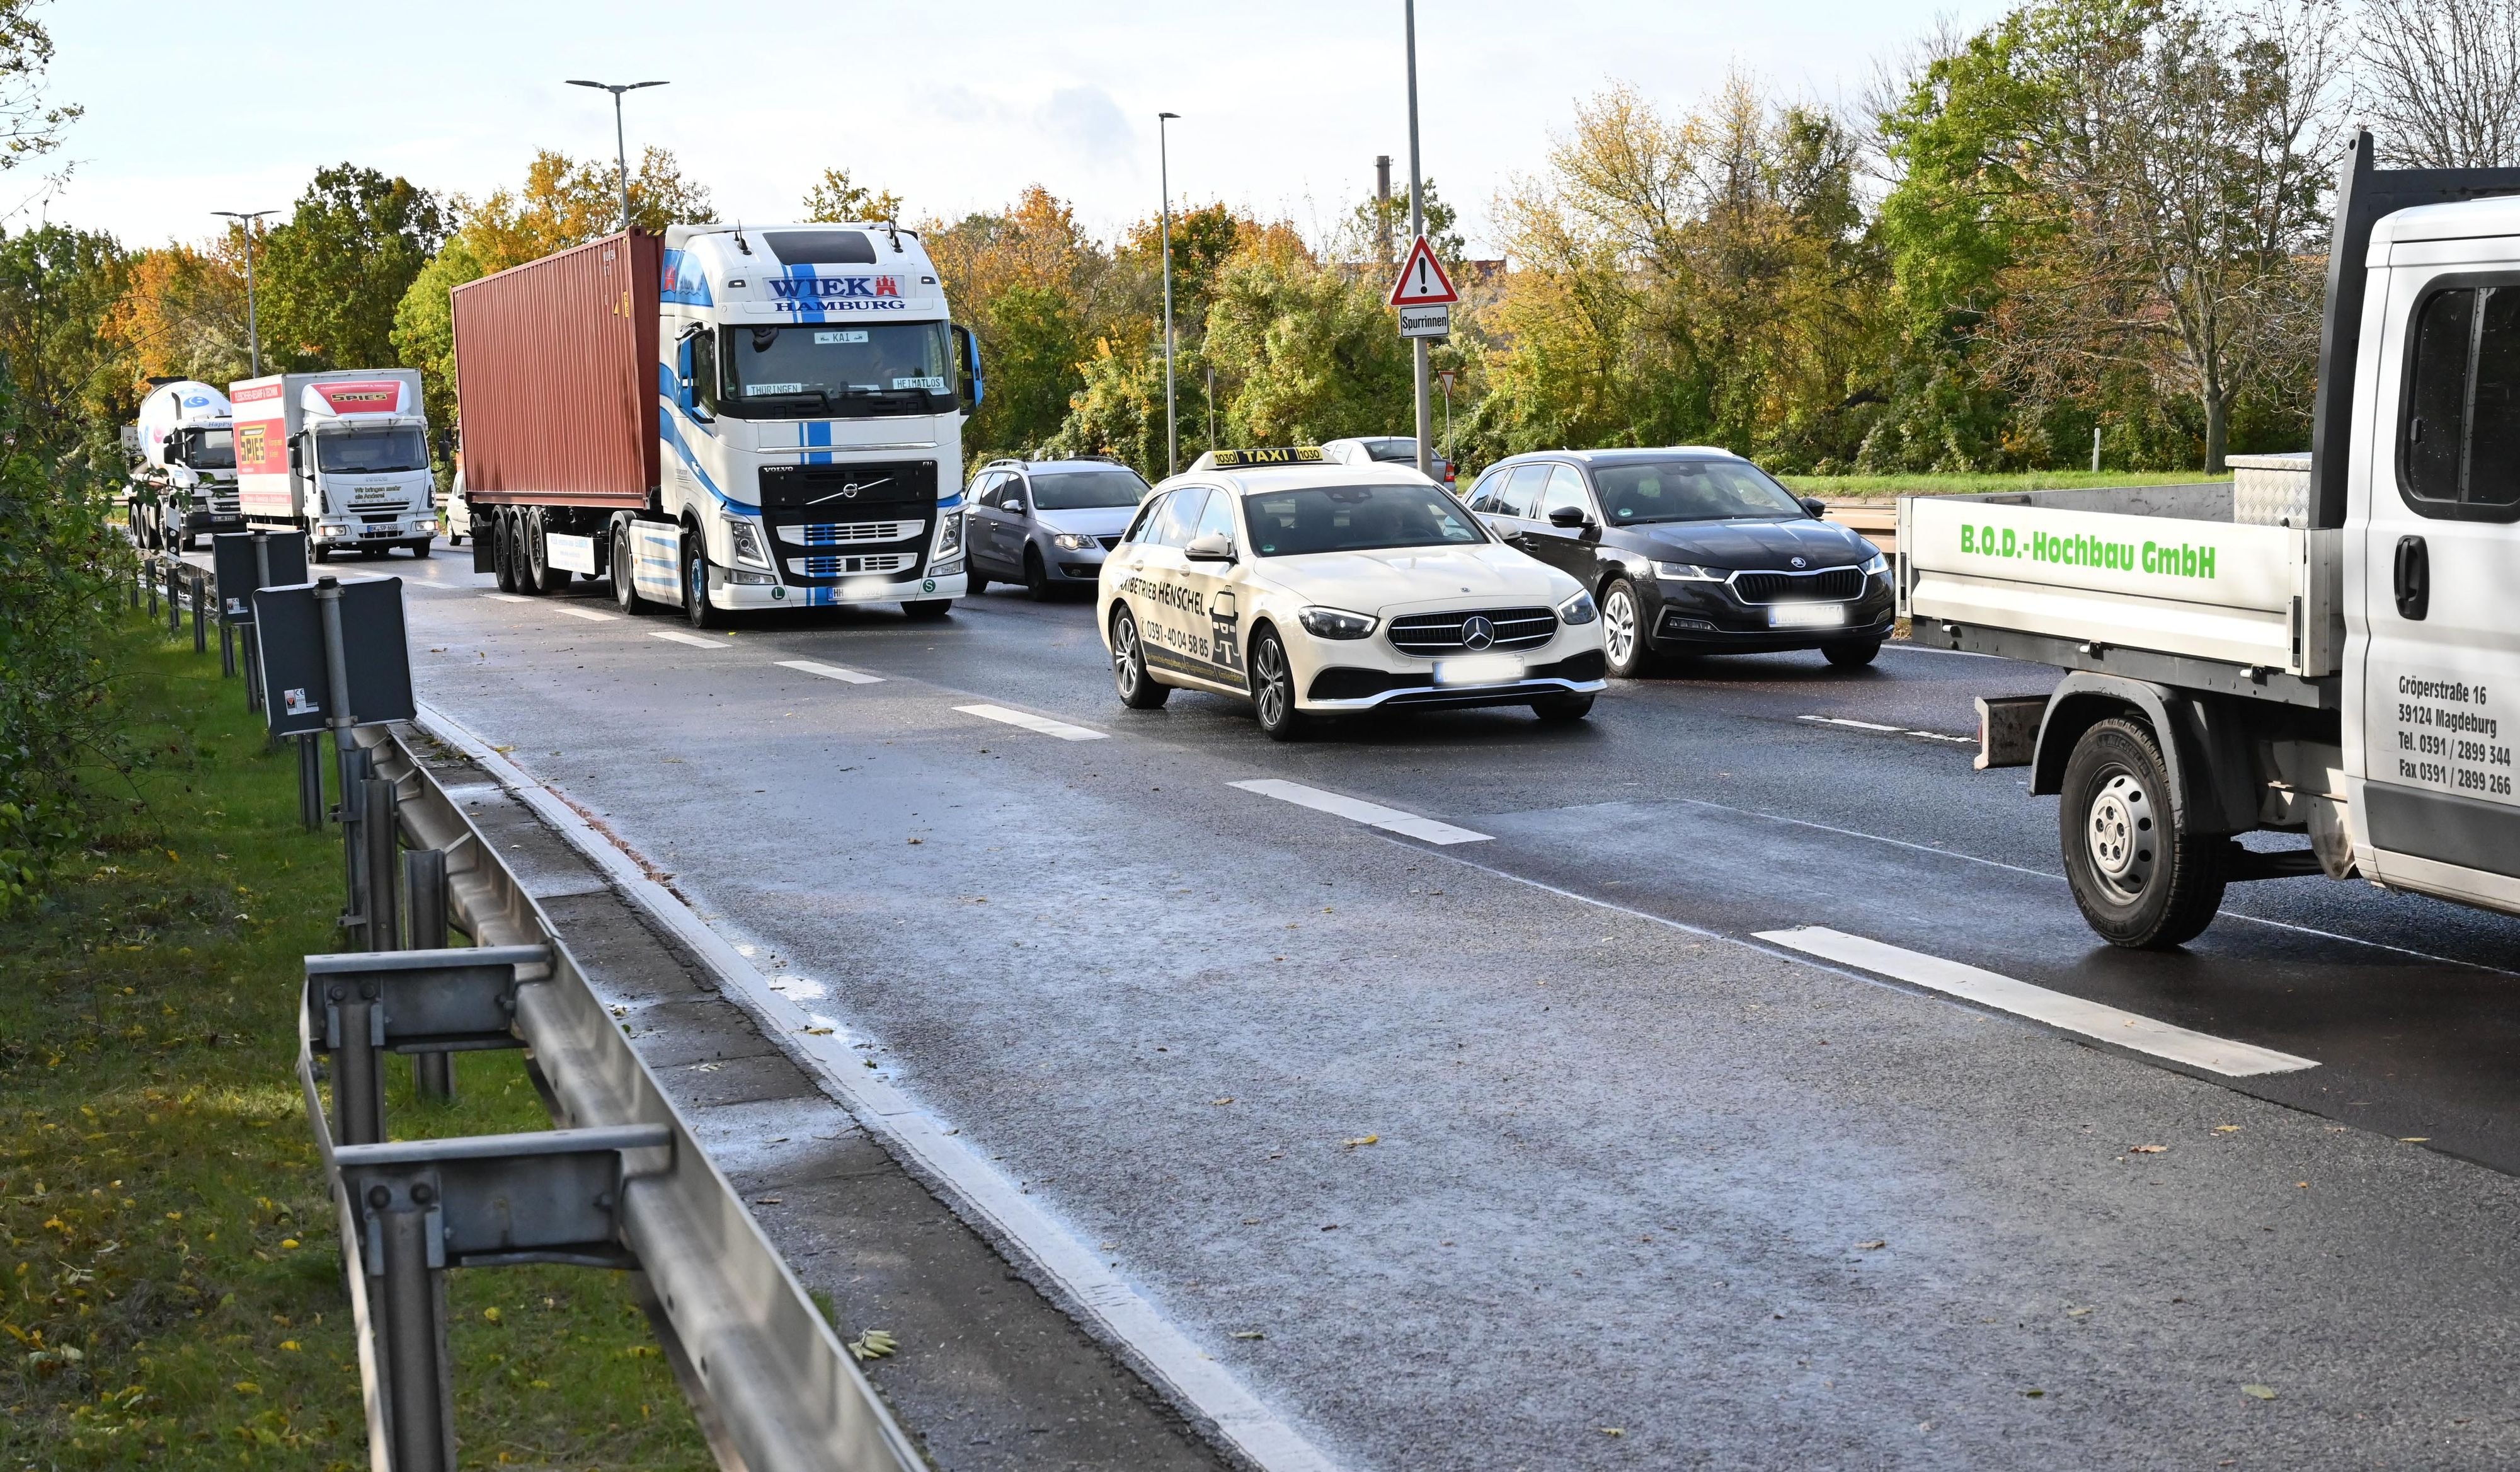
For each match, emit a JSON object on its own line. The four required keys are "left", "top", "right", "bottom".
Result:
{"left": 1242, "top": 483, "right": 1487, "bottom": 556}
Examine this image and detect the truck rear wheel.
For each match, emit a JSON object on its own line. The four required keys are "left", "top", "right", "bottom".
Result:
{"left": 491, "top": 512, "right": 520, "bottom": 591}
{"left": 2059, "top": 718, "right": 2226, "bottom": 949}
{"left": 524, "top": 515, "right": 567, "bottom": 594}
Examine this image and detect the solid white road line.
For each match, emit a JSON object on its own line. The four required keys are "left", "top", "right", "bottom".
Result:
{"left": 1799, "top": 713, "right": 1975, "bottom": 744}
{"left": 1755, "top": 926, "right": 2320, "bottom": 1077}
{"left": 954, "top": 703, "right": 1106, "bottom": 740}
{"left": 650, "top": 630, "right": 729, "bottom": 650}
{"left": 483, "top": 592, "right": 530, "bottom": 604}
{"left": 777, "top": 659, "right": 884, "bottom": 685}
{"left": 411, "top": 701, "right": 1338, "bottom": 1472}
{"left": 559, "top": 607, "right": 619, "bottom": 622}
{"left": 1230, "top": 778, "right": 1493, "bottom": 846}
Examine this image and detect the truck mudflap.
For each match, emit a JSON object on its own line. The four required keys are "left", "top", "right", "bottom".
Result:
{"left": 2029, "top": 672, "right": 2263, "bottom": 835}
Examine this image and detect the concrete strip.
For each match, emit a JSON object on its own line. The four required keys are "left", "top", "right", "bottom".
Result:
{"left": 1229, "top": 778, "right": 1492, "bottom": 846}
{"left": 1756, "top": 926, "right": 2320, "bottom": 1077}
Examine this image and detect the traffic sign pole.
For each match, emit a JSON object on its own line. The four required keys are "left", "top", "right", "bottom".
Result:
{"left": 1405, "top": 0, "right": 1431, "bottom": 479}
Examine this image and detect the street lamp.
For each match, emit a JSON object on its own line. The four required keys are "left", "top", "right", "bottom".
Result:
{"left": 1158, "top": 111, "right": 1180, "bottom": 477}
{"left": 212, "top": 210, "right": 275, "bottom": 377}
{"left": 1403, "top": 0, "right": 1433, "bottom": 478}
{"left": 566, "top": 79, "right": 668, "bottom": 233}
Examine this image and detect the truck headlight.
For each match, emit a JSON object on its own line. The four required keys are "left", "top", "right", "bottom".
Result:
{"left": 1653, "top": 561, "right": 1725, "bottom": 582}
{"left": 727, "top": 517, "right": 770, "bottom": 568}
{"left": 1297, "top": 606, "right": 1377, "bottom": 639}
{"left": 935, "top": 510, "right": 964, "bottom": 558}
{"left": 1557, "top": 590, "right": 1600, "bottom": 626}
{"left": 1051, "top": 531, "right": 1099, "bottom": 552}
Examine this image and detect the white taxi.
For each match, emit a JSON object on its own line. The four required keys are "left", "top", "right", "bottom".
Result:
{"left": 1097, "top": 448, "right": 1607, "bottom": 739}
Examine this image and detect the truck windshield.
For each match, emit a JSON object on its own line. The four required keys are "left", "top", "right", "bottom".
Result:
{"left": 1241, "top": 483, "right": 1489, "bottom": 556}
{"left": 1030, "top": 469, "right": 1149, "bottom": 510}
{"left": 316, "top": 427, "right": 428, "bottom": 473}
{"left": 1593, "top": 459, "right": 1806, "bottom": 522}
{"left": 181, "top": 427, "right": 235, "bottom": 469}
{"left": 718, "top": 322, "right": 955, "bottom": 420}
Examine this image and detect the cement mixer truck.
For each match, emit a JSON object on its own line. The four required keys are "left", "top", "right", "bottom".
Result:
{"left": 125, "top": 379, "right": 240, "bottom": 551}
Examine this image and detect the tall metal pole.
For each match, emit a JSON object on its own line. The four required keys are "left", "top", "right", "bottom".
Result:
{"left": 214, "top": 210, "right": 274, "bottom": 376}
{"left": 1404, "top": 0, "right": 1433, "bottom": 478}
{"left": 1159, "top": 112, "right": 1181, "bottom": 478}
{"left": 567, "top": 80, "right": 669, "bottom": 234}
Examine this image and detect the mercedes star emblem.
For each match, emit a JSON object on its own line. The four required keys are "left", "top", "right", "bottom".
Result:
{"left": 1461, "top": 616, "right": 1496, "bottom": 651}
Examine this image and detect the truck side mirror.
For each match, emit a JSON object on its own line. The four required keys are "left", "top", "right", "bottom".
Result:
{"left": 953, "top": 324, "right": 983, "bottom": 410}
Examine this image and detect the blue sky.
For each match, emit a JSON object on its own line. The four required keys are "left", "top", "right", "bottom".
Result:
{"left": 36, "top": 0, "right": 2000, "bottom": 254}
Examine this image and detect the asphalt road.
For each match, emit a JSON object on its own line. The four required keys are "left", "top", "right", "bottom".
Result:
{"left": 265, "top": 546, "right": 2520, "bottom": 1468}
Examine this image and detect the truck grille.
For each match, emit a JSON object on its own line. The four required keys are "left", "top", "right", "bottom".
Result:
{"left": 794, "top": 552, "right": 917, "bottom": 577}
{"left": 782, "top": 520, "right": 923, "bottom": 546}
{"left": 1731, "top": 567, "right": 1864, "bottom": 604}
{"left": 757, "top": 459, "right": 937, "bottom": 510}
{"left": 1386, "top": 607, "right": 1557, "bottom": 657}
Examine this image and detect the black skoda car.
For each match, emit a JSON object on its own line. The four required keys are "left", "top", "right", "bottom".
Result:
{"left": 1462, "top": 449, "right": 1894, "bottom": 677}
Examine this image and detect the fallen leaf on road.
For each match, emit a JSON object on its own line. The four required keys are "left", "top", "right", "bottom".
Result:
{"left": 752, "top": 1197, "right": 782, "bottom": 1206}
{"left": 2066, "top": 1306, "right": 2094, "bottom": 1318}
{"left": 2129, "top": 1144, "right": 2168, "bottom": 1154}
{"left": 2241, "top": 1384, "right": 2277, "bottom": 1400}
{"left": 1211, "top": 1098, "right": 1235, "bottom": 1106}
{"left": 847, "top": 1330, "right": 896, "bottom": 1361}
{"left": 1855, "top": 1239, "right": 1887, "bottom": 1251}
{"left": 801, "top": 1026, "right": 833, "bottom": 1036}
{"left": 2297, "top": 1181, "right": 2310, "bottom": 1188}
{"left": 2213, "top": 1125, "right": 2242, "bottom": 1134}
{"left": 1341, "top": 1134, "right": 1380, "bottom": 1149}
{"left": 1231, "top": 1331, "right": 1265, "bottom": 1340}
{"left": 1599, "top": 1428, "right": 1625, "bottom": 1437}
{"left": 2022, "top": 1389, "right": 2045, "bottom": 1399}
{"left": 2400, "top": 1136, "right": 2430, "bottom": 1142}
{"left": 906, "top": 837, "right": 922, "bottom": 844}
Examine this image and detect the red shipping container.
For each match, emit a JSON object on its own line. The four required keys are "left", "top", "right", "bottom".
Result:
{"left": 452, "top": 231, "right": 660, "bottom": 509}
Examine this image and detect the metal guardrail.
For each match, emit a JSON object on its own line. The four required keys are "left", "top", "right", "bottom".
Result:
{"left": 284, "top": 718, "right": 925, "bottom": 1470}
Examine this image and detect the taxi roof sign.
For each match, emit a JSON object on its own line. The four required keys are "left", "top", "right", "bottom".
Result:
{"left": 1387, "top": 235, "right": 1459, "bottom": 308}
{"left": 1198, "top": 446, "right": 1326, "bottom": 469}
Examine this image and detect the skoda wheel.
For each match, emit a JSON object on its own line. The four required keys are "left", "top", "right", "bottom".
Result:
{"left": 681, "top": 529, "right": 723, "bottom": 630}
{"left": 1600, "top": 578, "right": 1651, "bottom": 679}
{"left": 1110, "top": 606, "right": 1169, "bottom": 709}
{"left": 2059, "top": 718, "right": 2225, "bottom": 949}
{"left": 1824, "top": 639, "right": 1881, "bottom": 669}
{"left": 1251, "top": 627, "right": 1308, "bottom": 741}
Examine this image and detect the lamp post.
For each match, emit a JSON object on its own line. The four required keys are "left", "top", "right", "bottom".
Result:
{"left": 566, "top": 79, "right": 669, "bottom": 232}
{"left": 1404, "top": 0, "right": 1433, "bottom": 478}
{"left": 212, "top": 210, "right": 274, "bottom": 376}
{"left": 1158, "top": 111, "right": 1181, "bottom": 477}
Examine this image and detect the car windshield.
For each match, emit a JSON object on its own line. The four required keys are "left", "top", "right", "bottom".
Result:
{"left": 1362, "top": 440, "right": 1418, "bottom": 464}
{"left": 181, "top": 427, "right": 234, "bottom": 469}
{"left": 1029, "top": 469, "right": 1148, "bottom": 510}
{"left": 1592, "top": 459, "right": 1806, "bottom": 522}
{"left": 1241, "top": 483, "right": 1487, "bottom": 556}
{"left": 719, "top": 322, "right": 954, "bottom": 420}
{"left": 316, "top": 426, "right": 427, "bottom": 473}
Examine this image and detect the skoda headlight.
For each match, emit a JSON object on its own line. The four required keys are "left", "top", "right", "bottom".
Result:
{"left": 726, "top": 516, "right": 770, "bottom": 568}
{"left": 1051, "top": 531, "right": 1099, "bottom": 552}
{"left": 1557, "top": 589, "right": 1600, "bottom": 626}
{"left": 1297, "top": 606, "right": 1377, "bottom": 640}
{"left": 1860, "top": 550, "right": 1889, "bottom": 578}
{"left": 1653, "top": 561, "right": 1726, "bottom": 582}
{"left": 935, "top": 510, "right": 965, "bottom": 558}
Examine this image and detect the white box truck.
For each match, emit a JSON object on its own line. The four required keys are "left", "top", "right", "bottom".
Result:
{"left": 1901, "top": 132, "right": 2520, "bottom": 948}
{"left": 232, "top": 368, "right": 438, "bottom": 561}
{"left": 124, "top": 379, "right": 240, "bottom": 551}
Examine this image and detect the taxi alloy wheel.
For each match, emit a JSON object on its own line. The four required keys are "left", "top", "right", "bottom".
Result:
{"left": 1111, "top": 606, "right": 1169, "bottom": 709}
{"left": 1251, "top": 628, "right": 1308, "bottom": 741}
{"left": 1601, "top": 578, "right": 1648, "bottom": 678}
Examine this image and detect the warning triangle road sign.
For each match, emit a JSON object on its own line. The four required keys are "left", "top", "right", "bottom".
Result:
{"left": 1387, "top": 234, "right": 1460, "bottom": 307}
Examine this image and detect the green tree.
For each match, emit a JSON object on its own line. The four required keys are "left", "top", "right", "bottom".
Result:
{"left": 802, "top": 166, "right": 903, "bottom": 223}
{"left": 0, "top": 225, "right": 133, "bottom": 463}
{"left": 1203, "top": 231, "right": 1414, "bottom": 449}
{"left": 0, "top": 0, "right": 77, "bottom": 178}
{"left": 258, "top": 164, "right": 446, "bottom": 372}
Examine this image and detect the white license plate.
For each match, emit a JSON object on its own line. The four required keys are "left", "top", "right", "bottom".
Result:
{"left": 1433, "top": 654, "right": 1525, "bottom": 686}
{"left": 1768, "top": 603, "right": 1847, "bottom": 629}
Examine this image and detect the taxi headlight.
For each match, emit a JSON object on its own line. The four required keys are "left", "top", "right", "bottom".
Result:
{"left": 1860, "top": 550, "right": 1889, "bottom": 578}
{"left": 1654, "top": 561, "right": 1726, "bottom": 582}
{"left": 1297, "top": 606, "right": 1377, "bottom": 640}
{"left": 1557, "top": 590, "right": 1600, "bottom": 626}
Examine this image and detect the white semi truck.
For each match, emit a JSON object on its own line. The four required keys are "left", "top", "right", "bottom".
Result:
{"left": 125, "top": 379, "right": 240, "bottom": 551}
{"left": 452, "top": 222, "right": 978, "bottom": 625}
{"left": 1902, "top": 132, "right": 2520, "bottom": 948}
{"left": 231, "top": 368, "right": 438, "bottom": 561}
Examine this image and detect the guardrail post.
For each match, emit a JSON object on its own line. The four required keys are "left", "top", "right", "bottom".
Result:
{"left": 362, "top": 778, "right": 401, "bottom": 953}
{"left": 243, "top": 623, "right": 264, "bottom": 711}
{"left": 339, "top": 745, "right": 373, "bottom": 935}
{"left": 129, "top": 559, "right": 140, "bottom": 609}
{"left": 366, "top": 1176, "right": 456, "bottom": 1472}
{"left": 405, "top": 851, "right": 455, "bottom": 1101}
{"left": 190, "top": 575, "right": 207, "bottom": 653}
{"left": 296, "top": 735, "right": 324, "bottom": 832}
{"left": 304, "top": 945, "right": 544, "bottom": 1149}
{"left": 166, "top": 564, "right": 181, "bottom": 636}
{"left": 325, "top": 977, "right": 387, "bottom": 1147}
{"left": 219, "top": 619, "right": 236, "bottom": 677}
{"left": 146, "top": 560, "right": 158, "bottom": 619}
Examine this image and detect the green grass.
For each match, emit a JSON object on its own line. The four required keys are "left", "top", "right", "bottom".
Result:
{"left": 0, "top": 616, "right": 711, "bottom": 1469}
{"left": 1781, "top": 469, "right": 2232, "bottom": 501}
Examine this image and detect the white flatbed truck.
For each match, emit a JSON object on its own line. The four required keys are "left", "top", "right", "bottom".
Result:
{"left": 1902, "top": 132, "right": 2520, "bottom": 947}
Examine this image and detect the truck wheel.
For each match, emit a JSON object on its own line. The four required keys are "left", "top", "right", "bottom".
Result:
{"left": 491, "top": 514, "right": 519, "bottom": 591}
{"left": 1824, "top": 640, "right": 1881, "bottom": 669}
{"left": 2059, "top": 718, "right": 2226, "bottom": 949}
{"left": 313, "top": 543, "right": 333, "bottom": 565}
{"left": 681, "top": 531, "right": 723, "bottom": 630}
{"left": 525, "top": 516, "right": 568, "bottom": 594}
{"left": 902, "top": 599, "right": 953, "bottom": 619}
{"left": 1109, "top": 606, "right": 1169, "bottom": 709}
{"left": 612, "top": 529, "right": 650, "bottom": 614}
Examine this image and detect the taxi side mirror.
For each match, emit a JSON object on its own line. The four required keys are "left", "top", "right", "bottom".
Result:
{"left": 1185, "top": 532, "right": 1235, "bottom": 562}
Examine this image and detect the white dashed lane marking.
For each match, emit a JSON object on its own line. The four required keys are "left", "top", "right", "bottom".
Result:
{"left": 483, "top": 592, "right": 530, "bottom": 604}
{"left": 954, "top": 704, "right": 1106, "bottom": 741}
{"left": 1229, "top": 778, "right": 1492, "bottom": 846}
{"left": 1756, "top": 926, "right": 2319, "bottom": 1078}
{"left": 777, "top": 659, "right": 884, "bottom": 685}
{"left": 650, "top": 630, "right": 730, "bottom": 650}
{"left": 559, "top": 607, "right": 619, "bottom": 622}
{"left": 1799, "top": 714, "right": 1974, "bottom": 745}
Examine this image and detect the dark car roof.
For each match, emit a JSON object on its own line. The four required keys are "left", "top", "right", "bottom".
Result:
{"left": 1493, "top": 447, "right": 1746, "bottom": 466}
